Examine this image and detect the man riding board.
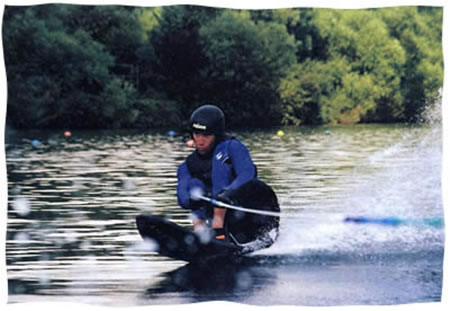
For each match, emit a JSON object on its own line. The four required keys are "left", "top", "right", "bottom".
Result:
{"left": 177, "top": 105, "right": 280, "bottom": 249}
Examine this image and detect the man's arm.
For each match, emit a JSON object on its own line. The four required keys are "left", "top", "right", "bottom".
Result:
{"left": 177, "top": 162, "right": 192, "bottom": 209}
{"left": 226, "top": 139, "right": 256, "bottom": 191}
{"left": 177, "top": 162, "right": 207, "bottom": 209}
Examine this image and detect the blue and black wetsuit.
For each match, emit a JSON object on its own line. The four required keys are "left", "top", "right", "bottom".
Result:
{"left": 177, "top": 136, "right": 256, "bottom": 220}
{"left": 177, "top": 104, "right": 279, "bottom": 250}
{"left": 177, "top": 136, "right": 280, "bottom": 249}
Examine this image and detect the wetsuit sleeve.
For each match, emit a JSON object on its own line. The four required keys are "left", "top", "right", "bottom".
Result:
{"left": 177, "top": 162, "right": 206, "bottom": 209}
{"left": 225, "top": 139, "right": 256, "bottom": 191}
{"left": 177, "top": 162, "right": 192, "bottom": 209}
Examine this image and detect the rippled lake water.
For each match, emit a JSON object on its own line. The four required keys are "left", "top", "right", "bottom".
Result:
{"left": 5, "top": 124, "right": 444, "bottom": 306}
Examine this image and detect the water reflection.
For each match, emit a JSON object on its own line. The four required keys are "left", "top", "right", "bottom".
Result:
{"left": 5, "top": 125, "right": 444, "bottom": 305}
{"left": 144, "top": 257, "right": 276, "bottom": 303}
{"left": 143, "top": 248, "right": 443, "bottom": 305}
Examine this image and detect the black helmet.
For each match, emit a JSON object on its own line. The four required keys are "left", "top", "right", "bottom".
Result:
{"left": 189, "top": 105, "right": 225, "bottom": 136}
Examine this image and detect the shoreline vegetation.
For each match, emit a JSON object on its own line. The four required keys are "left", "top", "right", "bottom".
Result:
{"left": 2, "top": 5, "right": 443, "bottom": 130}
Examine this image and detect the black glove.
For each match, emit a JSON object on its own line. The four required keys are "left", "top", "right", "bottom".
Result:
{"left": 214, "top": 188, "right": 235, "bottom": 205}
{"left": 188, "top": 198, "right": 204, "bottom": 210}
{"left": 189, "top": 191, "right": 213, "bottom": 210}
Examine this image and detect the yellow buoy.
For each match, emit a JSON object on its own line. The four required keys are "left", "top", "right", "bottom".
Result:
{"left": 277, "top": 130, "right": 285, "bottom": 137}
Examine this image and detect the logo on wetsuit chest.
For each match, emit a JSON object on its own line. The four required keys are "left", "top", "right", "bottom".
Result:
{"left": 216, "top": 152, "right": 231, "bottom": 164}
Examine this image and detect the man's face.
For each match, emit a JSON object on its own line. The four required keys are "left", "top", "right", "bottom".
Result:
{"left": 193, "top": 132, "right": 216, "bottom": 155}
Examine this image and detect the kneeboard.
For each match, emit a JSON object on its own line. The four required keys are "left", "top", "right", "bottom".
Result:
{"left": 136, "top": 214, "right": 243, "bottom": 263}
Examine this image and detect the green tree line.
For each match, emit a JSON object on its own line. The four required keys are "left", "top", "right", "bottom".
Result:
{"left": 2, "top": 5, "right": 443, "bottom": 129}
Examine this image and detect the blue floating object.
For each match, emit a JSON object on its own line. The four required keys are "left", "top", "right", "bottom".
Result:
{"left": 168, "top": 130, "right": 176, "bottom": 137}
{"left": 344, "top": 216, "right": 443, "bottom": 228}
{"left": 422, "top": 217, "right": 444, "bottom": 228}
{"left": 344, "top": 216, "right": 402, "bottom": 226}
{"left": 379, "top": 217, "right": 403, "bottom": 226}
{"left": 325, "top": 130, "right": 331, "bottom": 135}
{"left": 31, "top": 139, "right": 41, "bottom": 147}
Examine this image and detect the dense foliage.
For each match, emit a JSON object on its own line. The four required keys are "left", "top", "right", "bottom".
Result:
{"left": 2, "top": 5, "right": 443, "bottom": 129}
